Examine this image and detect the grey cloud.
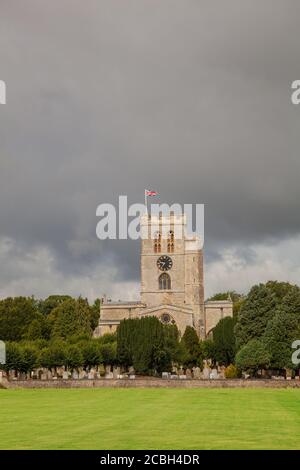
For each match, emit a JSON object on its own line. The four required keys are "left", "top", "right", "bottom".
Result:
{"left": 1, "top": 0, "right": 300, "bottom": 298}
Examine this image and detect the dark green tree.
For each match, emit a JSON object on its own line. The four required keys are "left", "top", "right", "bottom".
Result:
{"left": 263, "top": 311, "right": 300, "bottom": 370}
{"left": 39, "top": 341, "right": 66, "bottom": 370}
{"left": 202, "top": 339, "right": 217, "bottom": 364}
{"left": 52, "top": 298, "right": 92, "bottom": 339}
{"left": 19, "top": 344, "right": 39, "bottom": 374}
{"left": 99, "top": 342, "right": 117, "bottom": 366}
{"left": 1, "top": 342, "right": 22, "bottom": 377}
{"left": 213, "top": 317, "right": 236, "bottom": 366}
{"left": 234, "top": 284, "right": 277, "bottom": 349}
{"left": 235, "top": 339, "right": 271, "bottom": 376}
{"left": 82, "top": 341, "right": 102, "bottom": 369}
{"left": 0, "top": 297, "right": 39, "bottom": 341}
{"left": 65, "top": 345, "right": 83, "bottom": 372}
{"left": 90, "top": 298, "right": 101, "bottom": 331}
{"left": 180, "top": 326, "right": 202, "bottom": 368}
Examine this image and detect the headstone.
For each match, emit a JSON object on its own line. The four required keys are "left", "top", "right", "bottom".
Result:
{"left": 193, "top": 367, "right": 201, "bottom": 379}
{"left": 179, "top": 375, "right": 187, "bottom": 380}
{"left": 129, "top": 375, "right": 136, "bottom": 380}
{"left": 113, "top": 367, "right": 120, "bottom": 379}
{"left": 79, "top": 370, "right": 87, "bottom": 380}
{"left": 72, "top": 371, "right": 79, "bottom": 380}
{"left": 63, "top": 371, "right": 68, "bottom": 380}
{"left": 202, "top": 367, "right": 211, "bottom": 380}
{"left": 210, "top": 368, "right": 218, "bottom": 380}
{"left": 186, "top": 369, "right": 192, "bottom": 379}
{"left": 41, "top": 373, "right": 47, "bottom": 381}
{"left": 88, "top": 371, "right": 95, "bottom": 380}
{"left": 105, "top": 372, "right": 113, "bottom": 379}
{"left": 170, "top": 374, "right": 178, "bottom": 380}
{"left": 162, "top": 372, "right": 169, "bottom": 379}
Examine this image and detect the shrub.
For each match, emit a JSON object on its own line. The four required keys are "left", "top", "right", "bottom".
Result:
{"left": 224, "top": 364, "right": 239, "bottom": 379}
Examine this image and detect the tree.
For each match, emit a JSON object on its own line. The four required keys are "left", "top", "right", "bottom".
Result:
{"left": 213, "top": 317, "right": 236, "bottom": 366}
{"left": 202, "top": 339, "right": 217, "bottom": 364}
{"left": 265, "top": 281, "right": 296, "bottom": 304}
{"left": 99, "top": 342, "right": 117, "bottom": 366}
{"left": 90, "top": 298, "right": 101, "bottom": 331}
{"left": 19, "top": 344, "right": 39, "bottom": 374}
{"left": 51, "top": 298, "right": 92, "bottom": 339}
{"left": 234, "top": 284, "right": 277, "bottom": 349}
{"left": 0, "top": 297, "right": 39, "bottom": 341}
{"left": 25, "top": 314, "right": 48, "bottom": 340}
{"left": 39, "top": 341, "right": 66, "bottom": 370}
{"left": 117, "top": 317, "right": 175, "bottom": 374}
{"left": 207, "top": 291, "right": 242, "bottom": 303}
{"left": 263, "top": 311, "right": 300, "bottom": 370}
{"left": 235, "top": 339, "right": 271, "bottom": 376}
{"left": 38, "top": 295, "right": 72, "bottom": 316}
{"left": 279, "top": 285, "right": 300, "bottom": 315}
{"left": 82, "top": 341, "right": 102, "bottom": 369}
{"left": 65, "top": 345, "right": 83, "bottom": 372}
{"left": 180, "top": 326, "right": 202, "bottom": 368}
{"left": 1, "top": 342, "right": 22, "bottom": 377}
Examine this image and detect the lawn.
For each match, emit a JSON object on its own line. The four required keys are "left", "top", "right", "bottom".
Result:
{"left": 1, "top": 388, "right": 300, "bottom": 449}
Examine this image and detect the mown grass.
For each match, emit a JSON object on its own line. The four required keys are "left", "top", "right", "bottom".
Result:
{"left": 1, "top": 388, "right": 300, "bottom": 449}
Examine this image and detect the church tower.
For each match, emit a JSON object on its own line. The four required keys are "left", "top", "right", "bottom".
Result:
{"left": 140, "top": 212, "right": 205, "bottom": 336}
{"left": 96, "top": 210, "right": 232, "bottom": 339}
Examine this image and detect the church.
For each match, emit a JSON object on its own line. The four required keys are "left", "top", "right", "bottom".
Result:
{"left": 94, "top": 212, "right": 232, "bottom": 339}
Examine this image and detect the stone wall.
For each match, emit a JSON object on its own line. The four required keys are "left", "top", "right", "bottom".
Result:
{"left": 4, "top": 378, "right": 300, "bottom": 389}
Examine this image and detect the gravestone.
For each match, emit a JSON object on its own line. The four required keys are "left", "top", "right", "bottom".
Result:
{"left": 113, "top": 367, "right": 120, "bottom": 379}
{"left": 210, "top": 368, "right": 218, "bottom": 380}
{"left": 162, "top": 372, "right": 170, "bottom": 379}
{"left": 179, "top": 375, "right": 187, "bottom": 380}
{"left": 186, "top": 369, "right": 192, "bottom": 379}
{"left": 193, "top": 367, "right": 201, "bottom": 379}
{"left": 105, "top": 372, "right": 113, "bottom": 379}
{"left": 202, "top": 367, "right": 211, "bottom": 380}
{"left": 72, "top": 371, "right": 79, "bottom": 380}
{"left": 62, "top": 371, "right": 68, "bottom": 380}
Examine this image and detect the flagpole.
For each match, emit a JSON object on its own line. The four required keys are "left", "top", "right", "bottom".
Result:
{"left": 144, "top": 190, "right": 148, "bottom": 214}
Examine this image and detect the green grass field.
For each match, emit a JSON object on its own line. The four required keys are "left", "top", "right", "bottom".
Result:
{"left": 1, "top": 388, "right": 300, "bottom": 449}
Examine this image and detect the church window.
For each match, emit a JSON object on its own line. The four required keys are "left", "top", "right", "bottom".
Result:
{"left": 159, "top": 273, "right": 171, "bottom": 290}
{"left": 154, "top": 231, "right": 161, "bottom": 253}
{"left": 160, "top": 313, "right": 171, "bottom": 324}
{"left": 167, "top": 230, "right": 174, "bottom": 253}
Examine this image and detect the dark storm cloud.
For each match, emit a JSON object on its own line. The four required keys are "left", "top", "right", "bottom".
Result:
{"left": 1, "top": 0, "right": 300, "bottom": 297}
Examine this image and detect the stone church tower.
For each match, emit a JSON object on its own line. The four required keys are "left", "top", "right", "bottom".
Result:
{"left": 95, "top": 212, "right": 232, "bottom": 338}
{"left": 140, "top": 212, "right": 205, "bottom": 336}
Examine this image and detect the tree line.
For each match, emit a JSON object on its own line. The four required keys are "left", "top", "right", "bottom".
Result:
{"left": 1, "top": 280, "right": 300, "bottom": 378}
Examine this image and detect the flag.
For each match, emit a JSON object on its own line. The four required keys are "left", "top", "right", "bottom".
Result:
{"left": 145, "top": 189, "right": 159, "bottom": 196}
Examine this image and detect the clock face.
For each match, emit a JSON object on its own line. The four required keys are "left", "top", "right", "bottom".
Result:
{"left": 157, "top": 255, "right": 173, "bottom": 271}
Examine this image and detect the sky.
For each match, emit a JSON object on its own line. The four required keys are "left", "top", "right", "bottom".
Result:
{"left": 0, "top": 0, "right": 300, "bottom": 301}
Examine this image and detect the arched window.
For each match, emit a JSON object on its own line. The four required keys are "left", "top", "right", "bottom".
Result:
{"left": 159, "top": 273, "right": 171, "bottom": 290}
{"left": 167, "top": 230, "right": 174, "bottom": 253}
{"left": 154, "top": 231, "right": 161, "bottom": 253}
